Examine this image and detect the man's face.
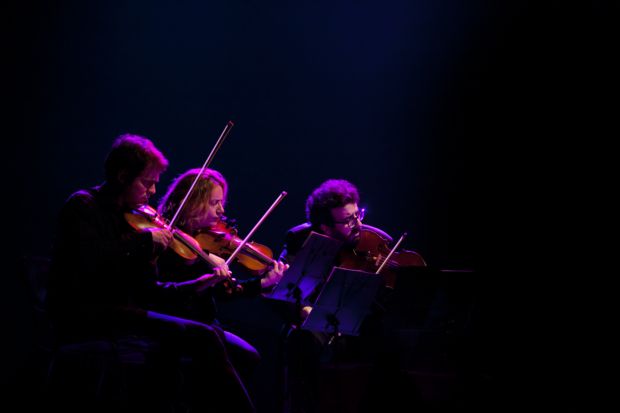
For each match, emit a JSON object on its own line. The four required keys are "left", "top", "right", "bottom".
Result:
{"left": 322, "top": 203, "right": 363, "bottom": 244}
{"left": 122, "top": 167, "right": 160, "bottom": 210}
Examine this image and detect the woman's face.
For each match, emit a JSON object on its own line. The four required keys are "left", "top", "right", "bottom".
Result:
{"left": 194, "top": 184, "right": 226, "bottom": 229}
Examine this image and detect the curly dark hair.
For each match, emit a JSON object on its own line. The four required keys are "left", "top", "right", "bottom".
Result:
{"left": 306, "top": 179, "right": 359, "bottom": 227}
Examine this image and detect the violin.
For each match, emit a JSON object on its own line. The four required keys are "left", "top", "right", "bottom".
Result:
{"left": 124, "top": 205, "right": 214, "bottom": 262}
{"left": 126, "top": 207, "right": 276, "bottom": 274}
{"left": 125, "top": 205, "right": 242, "bottom": 293}
{"left": 338, "top": 225, "right": 426, "bottom": 288}
{"left": 195, "top": 218, "right": 275, "bottom": 273}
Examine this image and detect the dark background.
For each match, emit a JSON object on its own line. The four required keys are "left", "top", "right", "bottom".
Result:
{"left": 3, "top": 0, "right": 615, "bottom": 411}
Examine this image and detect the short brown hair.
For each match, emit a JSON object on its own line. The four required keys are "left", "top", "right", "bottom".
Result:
{"left": 104, "top": 134, "right": 168, "bottom": 187}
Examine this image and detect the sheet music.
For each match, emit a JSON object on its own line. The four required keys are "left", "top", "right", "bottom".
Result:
{"left": 267, "top": 232, "right": 342, "bottom": 304}
{"left": 302, "top": 267, "right": 382, "bottom": 336}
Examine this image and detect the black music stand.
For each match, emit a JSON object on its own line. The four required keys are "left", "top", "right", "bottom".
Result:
{"left": 302, "top": 267, "right": 383, "bottom": 337}
{"left": 267, "top": 231, "right": 342, "bottom": 305}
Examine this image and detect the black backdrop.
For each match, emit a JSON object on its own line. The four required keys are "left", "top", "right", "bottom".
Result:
{"left": 3, "top": 1, "right": 615, "bottom": 411}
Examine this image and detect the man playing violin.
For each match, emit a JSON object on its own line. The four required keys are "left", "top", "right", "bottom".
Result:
{"left": 282, "top": 179, "right": 424, "bottom": 289}
{"left": 280, "top": 178, "right": 421, "bottom": 413}
{"left": 280, "top": 178, "right": 374, "bottom": 263}
{"left": 47, "top": 134, "right": 255, "bottom": 412}
{"left": 156, "top": 167, "right": 288, "bottom": 383}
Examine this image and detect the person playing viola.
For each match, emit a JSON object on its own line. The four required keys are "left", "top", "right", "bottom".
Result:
{"left": 281, "top": 178, "right": 381, "bottom": 264}
{"left": 155, "top": 167, "right": 288, "bottom": 383}
{"left": 46, "top": 134, "right": 256, "bottom": 412}
{"left": 280, "top": 178, "right": 425, "bottom": 413}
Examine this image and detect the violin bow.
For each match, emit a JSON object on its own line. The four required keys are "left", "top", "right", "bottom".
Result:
{"left": 375, "top": 232, "right": 407, "bottom": 274}
{"left": 224, "top": 191, "right": 288, "bottom": 267}
{"left": 168, "top": 121, "right": 234, "bottom": 229}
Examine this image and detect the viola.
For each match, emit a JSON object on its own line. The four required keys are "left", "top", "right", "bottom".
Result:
{"left": 195, "top": 218, "right": 275, "bottom": 273}
{"left": 338, "top": 225, "right": 426, "bottom": 288}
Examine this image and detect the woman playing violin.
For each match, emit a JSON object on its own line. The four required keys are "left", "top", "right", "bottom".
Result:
{"left": 47, "top": 134, "right": 255, "bottom": 412}
{"left": 157, "top": 168, "right": 288, "bottom": 306}
{"left": 155, "top": 168, "right": 288, "bottom": 385}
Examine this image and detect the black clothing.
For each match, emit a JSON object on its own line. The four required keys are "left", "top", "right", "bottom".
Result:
{"left": 279, "top": 222, "right": 396, "bottom": 413}
{"left": 47, "top": 185, "right": 182, "bottom": 340}
{"left": 155, "top": 246, "right": 265, "bottom": 385}
{"left": 156, "top": 250, "right": 262, "bottom": 324}
{"left": 46, "top": 185, "right": 255, "bottom": 412}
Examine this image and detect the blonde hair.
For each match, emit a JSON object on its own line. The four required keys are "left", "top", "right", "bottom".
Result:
{"left": 158, "top": 168, "right": 227, "bottom": 232}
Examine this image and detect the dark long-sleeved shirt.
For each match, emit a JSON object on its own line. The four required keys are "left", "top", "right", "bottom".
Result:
{"left": 46, "top": 185, "right": 196, "bottom": 340}
{"left": 156, "top": 249, "right": 262, "bottom": 324}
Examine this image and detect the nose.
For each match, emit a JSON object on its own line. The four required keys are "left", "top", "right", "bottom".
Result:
{"left": 147, "top": 183, "right": 156, "bottom": 196}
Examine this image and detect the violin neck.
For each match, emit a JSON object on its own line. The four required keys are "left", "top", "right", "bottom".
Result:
{"left": 240, "top": 244, "right": 274, "bottom": 266}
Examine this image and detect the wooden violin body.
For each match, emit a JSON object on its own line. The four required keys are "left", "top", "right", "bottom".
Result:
{"left": 125, "top": 205, "right": 206, "bottom": 261}
{"left": 338, "top": 225, "right": 426, "bottom": 288}
{"left": 195, "top": 220, "right": 274, "bottom": 272}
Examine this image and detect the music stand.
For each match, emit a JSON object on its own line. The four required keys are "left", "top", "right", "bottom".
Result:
{"left": 302, "top": 267, "right": 383, "bottom": 337}
{"left": 267, "top": 231, "right": 342, "bottom": 305}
